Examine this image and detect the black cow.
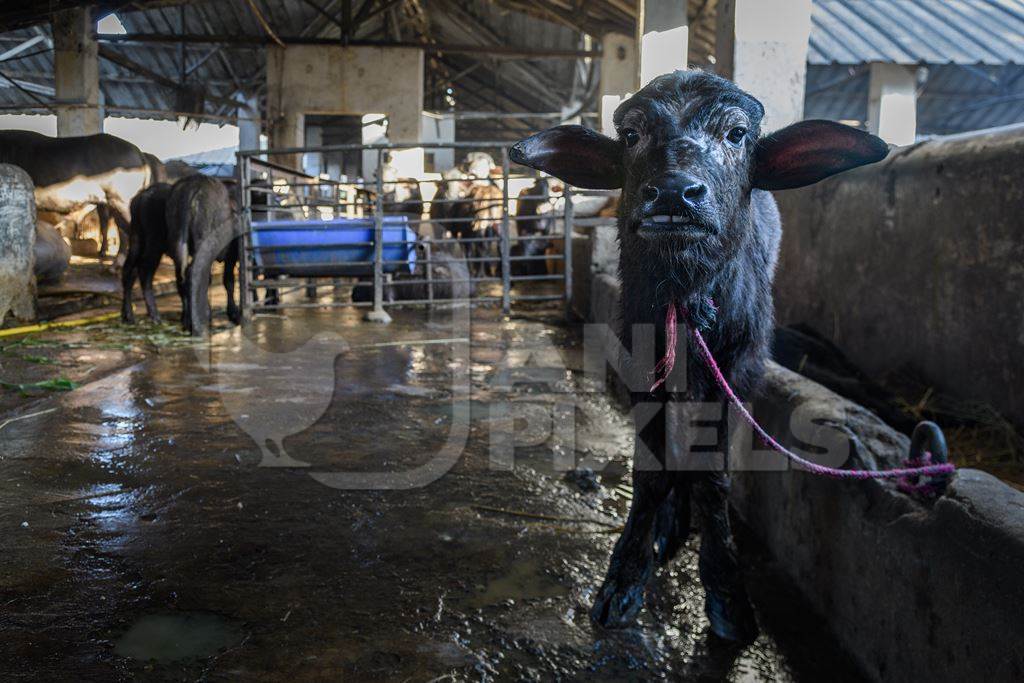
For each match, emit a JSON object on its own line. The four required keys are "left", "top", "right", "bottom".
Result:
{"left": 121, "top": 183, "right": 178, "bottom": 324}
{"left": 511, "top": 70, "right": 887, "bottom": 642}
{"left": 166, "top": 174, "right": 241, "bottom": 330}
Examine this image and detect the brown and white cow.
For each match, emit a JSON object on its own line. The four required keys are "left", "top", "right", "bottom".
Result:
{"left": 0, "top": 130, "right": 152, "bottom": 266}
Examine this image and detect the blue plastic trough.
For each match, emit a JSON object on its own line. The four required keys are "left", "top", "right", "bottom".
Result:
{"left": 250, "top": 216, "right": 417, "bottom": 278}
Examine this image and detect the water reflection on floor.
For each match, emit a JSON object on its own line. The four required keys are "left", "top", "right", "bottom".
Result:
{"left": 0, "top": 304, "right": 863, "bottom": 681}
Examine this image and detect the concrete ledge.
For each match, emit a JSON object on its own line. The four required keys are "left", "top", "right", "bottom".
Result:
{"left": 588, "top": 271, "right": 1024, "bottom": 682}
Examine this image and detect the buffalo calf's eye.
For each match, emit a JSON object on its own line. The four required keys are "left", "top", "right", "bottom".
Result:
{"left": 622, "top": 129, "right": 640, "bottom": 147}
{"left": 725, "top": 126, "right": 747, "bottom": 145}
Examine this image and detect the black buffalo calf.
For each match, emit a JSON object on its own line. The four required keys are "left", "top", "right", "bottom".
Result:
{"left": 166, "top": 174, "right": 241, "bottom": 330}
{"left": 511, "top": 70, "right": 887, "bottom": 642}
{"left": 121, "top": 182, "right": 176, "bottom": 323}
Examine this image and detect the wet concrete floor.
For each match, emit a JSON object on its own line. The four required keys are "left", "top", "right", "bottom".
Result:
{"left": 0, "top": 303, "right": 864, "bottom": 681}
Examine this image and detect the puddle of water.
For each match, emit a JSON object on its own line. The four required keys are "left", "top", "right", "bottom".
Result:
{"left": 466, "top": 559, "right": 568, "bottom": 608}
{"left": 114, "top": 613, "right": 242, "bottom": 662}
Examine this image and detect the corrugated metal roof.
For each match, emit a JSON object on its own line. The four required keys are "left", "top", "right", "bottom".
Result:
{"left": 2, "top": 0, "right": 1024, "bottom": 137}
{"left": 804, "top": 62, "right": 1024, "bottom": 135}
{"left": 810, "top": 0, "right": 1024, "bottom": 65}
{"left": 173, "top": 144, "right": 237, "bottom": 176}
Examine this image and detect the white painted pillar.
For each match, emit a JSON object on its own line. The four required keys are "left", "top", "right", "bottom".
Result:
{"left": 868, "top": 62, "right": 918, "bottom": 146}
{"left": 716, "top": 0, "right": 812, "bottom": 132}
{"left": 638, "top": 0, "right": 689, "bottom": 87}
{"left": 52, "top": 8, "right": 101, "bottom": 136}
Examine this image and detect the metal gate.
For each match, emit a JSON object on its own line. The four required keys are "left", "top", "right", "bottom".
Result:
{"left": 236, "top": 141, "right": 576, "bottom": 321}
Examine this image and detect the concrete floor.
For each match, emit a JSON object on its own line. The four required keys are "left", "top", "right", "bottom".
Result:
{"left": 0, "top": 303, "right": 863, "bottom": 681}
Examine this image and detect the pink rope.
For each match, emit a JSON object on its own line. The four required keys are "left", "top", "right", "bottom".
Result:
{"left": 653, "top": 300, "right": 956, "bottom": 482}
{"left": 649, "top": 303, "right": 678, "bottom": 391}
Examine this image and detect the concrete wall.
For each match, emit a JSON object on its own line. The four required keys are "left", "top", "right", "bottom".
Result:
{"left": 266, "top": 45, "right": 423, "bottom": 141}
{"left": 586, "top": 269, "right": 1024, "bottom": 682}
{"left": 773, "top": 124, "right": 1024, "bottom": 428}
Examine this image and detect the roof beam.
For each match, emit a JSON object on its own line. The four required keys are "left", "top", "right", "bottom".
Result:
{"left": 97, "top": 44, "right": 254, "bottom": 112}
{"left": 297, "top": 0, "right": 345, "bottom": 30}
{"left": 97, "top": 33, "right": 601, "bottom": 59}
{"left": 0, "top": 35, "right": 48, "bottom": 62}
{"left": 0, "top": 73, "right": 55, "bottom": 97}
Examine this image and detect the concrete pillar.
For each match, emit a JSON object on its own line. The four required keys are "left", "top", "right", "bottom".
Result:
{"left": 52, "top": 8, "right": 101, "bottom": 136}
{"left": 599, "top": 32, "right": 639, "bottom": 136}
{"left": 361, "top": 113, "right": 388, "bottom": 181}
{"left": 326, "top": 158, "right": 342, "bottom": 181}
{"left": 601, "top": 32, "right": 638, "bottom": 98}
{"left": 421, "top": 113, "right": 454, "bottom": 172}
{"left": 716, "top": 0, "right": 812, "bottom": 132}
{"left": 638, "top": 0, "right": 688, "bottom": 87}
{"left": 868, "top": 62, "right": 918, "bottom": 146}
{"left": 237, "top": 94, "right": 260, "bottom": 152}
{"left": 304, "top": 125, "right": 323, "bottom": 177}
{"left": 269, "top": 112, "right": 304, "bottom": 171}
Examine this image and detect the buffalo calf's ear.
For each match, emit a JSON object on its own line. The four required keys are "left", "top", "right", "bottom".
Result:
{"left": 509, "top": 125, "right": 624, "bottom": 190}
{"left": 753, "top": 120, "right": 889, "bottom": 191}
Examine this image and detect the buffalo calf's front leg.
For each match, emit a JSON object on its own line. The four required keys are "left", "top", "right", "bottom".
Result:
{"left": 692, "top": 470, "right": 757, "bottom": 643}
{"left": 591, "top": 403, "right": 672, "bottom": 627}
{"left": 652, "top": 482, "right": 692, "bottom": 565}
{"left": 590, "top": 468, "right": 672, "bottom": 627}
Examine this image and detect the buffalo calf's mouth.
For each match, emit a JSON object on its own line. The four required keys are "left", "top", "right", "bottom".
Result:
{"left": 636, "top": 215, "right": 710, "bottom": 238}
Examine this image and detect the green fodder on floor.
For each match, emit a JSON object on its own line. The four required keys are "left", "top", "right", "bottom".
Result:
{"left": 0, "top": 319, "right": 199, "bottom": 406}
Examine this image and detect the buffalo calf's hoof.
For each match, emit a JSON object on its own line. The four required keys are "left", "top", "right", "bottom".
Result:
{"left": 590, "top": 579, "right": 645, "bottom": 628}
{"left": 704, "top": 587, "right": 758, "bottom": 644}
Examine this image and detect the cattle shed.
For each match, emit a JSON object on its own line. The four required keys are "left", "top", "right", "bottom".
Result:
{"left": 1, "top": 1, "right": 1022, "bottom": 145}
{"left": 0, "top": 2, "right": 1023, "bottom": 681}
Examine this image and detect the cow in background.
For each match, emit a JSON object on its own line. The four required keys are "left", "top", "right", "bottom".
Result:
{"left": 431, "top": 153, "right": 505, "bottom": 277}
{"left": 382, "top": 178, "right": 425, "bottom": 230}
{"left": 429, "top": 168, "right": 474, "bottom": 244}
{"left": 0, "top": 130, "right": 151, "bottom": 267}
{"left": 166, "top": 174, "right": 241, "bottom": 330}
{"left": 121, "top": 183, "right": 176, "bottom": 324}
{"left": 466, "top": 183, "right": 504, "bottom": 278}
{"left": 511, "top": 178, "right": 556, "bottom": 277}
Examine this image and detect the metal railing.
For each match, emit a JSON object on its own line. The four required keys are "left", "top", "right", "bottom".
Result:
{"left": 236, "top": 141, "right": 582, "bottom": 321}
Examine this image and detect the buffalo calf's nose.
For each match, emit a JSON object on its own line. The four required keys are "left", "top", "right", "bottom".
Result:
{"left": 645, "top": 174, "right": 708, "bottom": 212}
{"left": 683, "top": 182, "right": 707, "bottom": 204}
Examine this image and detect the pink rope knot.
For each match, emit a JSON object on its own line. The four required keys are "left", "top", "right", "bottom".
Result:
{"left": 896, "top": 451, "right": 947, "bottom": 496}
